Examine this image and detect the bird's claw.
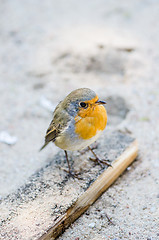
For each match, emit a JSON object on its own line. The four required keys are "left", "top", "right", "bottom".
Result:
{"left": 89, "top": 157, "right": 112, "bottom": 168}
{"left": 63, "top": 169, "right": 83, "bottom": 180}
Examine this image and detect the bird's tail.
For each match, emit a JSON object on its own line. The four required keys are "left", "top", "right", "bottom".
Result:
{"left": 39, "top": 142, "right": 49, "bottom": 151}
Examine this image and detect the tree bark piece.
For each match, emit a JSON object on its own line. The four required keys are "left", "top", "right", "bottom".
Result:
{"left": 39, "top": 139, "right": 138, "bottom": 240}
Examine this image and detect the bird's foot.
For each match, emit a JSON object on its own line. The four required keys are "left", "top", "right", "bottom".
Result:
{"left": 63, "top": 168, "right": 83, "bottom": 180}
{"left": 89, "top": 157, "right": 112, "bottom": 168}
{"left": 88, "top": 146, "right": 112, "bottom": 168}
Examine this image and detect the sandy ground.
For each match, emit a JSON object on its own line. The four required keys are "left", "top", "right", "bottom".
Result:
{"left": 0, "top": 0, "right": 159, "bottom": 239}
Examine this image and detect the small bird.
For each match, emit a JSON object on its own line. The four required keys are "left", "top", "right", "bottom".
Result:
{"left": 40, "top": 88, "right": 108, "bottom": 178}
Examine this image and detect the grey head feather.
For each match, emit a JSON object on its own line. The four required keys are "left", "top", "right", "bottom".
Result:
{"left": 61, "top": 88, "right": 96, "bottom": 117}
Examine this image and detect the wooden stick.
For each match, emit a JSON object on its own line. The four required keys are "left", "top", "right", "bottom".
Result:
{"left": 39, "top": 139, "right": 138, "bottom": 240}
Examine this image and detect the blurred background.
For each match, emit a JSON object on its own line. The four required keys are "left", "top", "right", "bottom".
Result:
{"left": 0, "top": 0, "right": 159, "bottom": 239}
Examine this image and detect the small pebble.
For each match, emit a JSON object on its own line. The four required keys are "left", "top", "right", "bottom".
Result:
{"left": 143, "top": 206, "right": 147, "bottom": 210}
{"left": 54, "top": 209, "right": 59, "bottom": 213}
{"left": 88, "top": 222, "right": 95, "bottom": 228}
{"left": 127, "top": 167, "right": 131, "bottom": 171}
{"left": 100, "top": 210, "right": 105, "bottom": 214}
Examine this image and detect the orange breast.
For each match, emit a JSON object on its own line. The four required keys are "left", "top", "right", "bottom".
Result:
{"left": 75, "top": 105, "right": 107, "bottom": 140}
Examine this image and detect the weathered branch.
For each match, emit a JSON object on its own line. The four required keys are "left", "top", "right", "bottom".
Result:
{"left": 39, "top": 140, "right": 138, "bottom": 240}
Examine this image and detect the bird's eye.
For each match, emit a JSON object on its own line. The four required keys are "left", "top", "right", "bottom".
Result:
{"left": 79, "top": 102, "right": 88, "bottom": 108}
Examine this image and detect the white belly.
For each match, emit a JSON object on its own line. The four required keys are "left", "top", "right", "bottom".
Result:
{"left": 54, "top": 130, "right": 103, "bottom": 151}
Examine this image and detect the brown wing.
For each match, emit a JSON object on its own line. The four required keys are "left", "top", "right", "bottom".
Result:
{"left": 40, "top": 100, "right": 70, "bottom": 151}
{"left": 40, "top": 120, "right": 60, "bottom": 151}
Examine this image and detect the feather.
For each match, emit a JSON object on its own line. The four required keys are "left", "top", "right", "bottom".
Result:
{"left": 40, "top": 123, "right": 58, "bottom": 151}
{"left": 39, "top": 142, "right": 49, "bottom": 151}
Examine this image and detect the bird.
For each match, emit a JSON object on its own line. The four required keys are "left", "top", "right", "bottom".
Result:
{"left": 40, "top": 88, "right": 108, "bottom": 178}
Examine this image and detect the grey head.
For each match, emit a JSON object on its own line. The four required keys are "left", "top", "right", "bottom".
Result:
{"left": 61, "top": 88, "right": 97, "bottom": 117}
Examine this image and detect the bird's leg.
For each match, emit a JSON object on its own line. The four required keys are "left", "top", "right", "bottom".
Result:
{"left": 88, "top": 146, "right": 112, "bottom": 167}
{"left": 64, "top": 150, "right": 71, "bottom": 172}
{"left": 89, "top": 142, "right": 99, "bottom": 150}
{"left": 63, "top": 150, "right": 82, "bottom": 179}
{"left": 78, "top": 142, "right": 98, "bottom": 155}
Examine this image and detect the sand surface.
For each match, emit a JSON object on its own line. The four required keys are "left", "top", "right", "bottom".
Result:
{"left": 0, "top": 0, "right": 159, "bottom": 239}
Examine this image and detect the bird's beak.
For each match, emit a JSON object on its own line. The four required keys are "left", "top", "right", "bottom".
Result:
{"left": 95, "top": 100, "right": 106, "bottom": 105}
